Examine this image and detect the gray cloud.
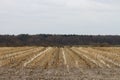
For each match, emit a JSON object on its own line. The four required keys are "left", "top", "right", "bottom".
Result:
{"left": 0, "top": 0, "right": 120, "bottom": 35}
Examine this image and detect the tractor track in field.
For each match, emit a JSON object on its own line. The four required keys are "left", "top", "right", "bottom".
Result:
{"left": 0, "top": 47, "right": 45, "bottom": 67}
{"left": 0, "top": 47, "right": 120, "bottom": 69}
{"left": 37, "top": 47, "right": 57, "bottom": 69}
{"left": 75, "top": 47, "right": 105, "bottom": 68}
{"left": 68, "top": 48, "right": 91, "bottom": 68}
{"left": 47, "top": 48, "right": 59, "bottom": 68}
{"left": 0, "top": 48, "right": 35, "bottom": 60}
{"left": 61, "top": 48, "right": 70, "bottom": 72}
{"left": 9, "top": 47, "right": 45, "bottom": 68}
{"left": 71, "top": 48, "right": 100, "bottom": 68}
{"left": 65, "top": 48, "right": 78, "bottom": 68}
{"left": 62, "top": 48, "right": 67, "bottom": 65}
{"left": 79, "top": 47, "right": 120, "bottom": 68}
{"left": 76, "top": 47, "right": 112, "bottom": 68}
{"left": 40, "top": 48, "right": 55, "bottom": 68}
{"left": 1, "top": 47, "right": 120, "bottom": 80}
{"left": 23, "top": 47, "right": 51, "bottom": 67}
{"left": 92, "top": 48, "right": 120, "bottom": 57}
{"left": 0, "top": 47, "right": 34, "bottom": 56}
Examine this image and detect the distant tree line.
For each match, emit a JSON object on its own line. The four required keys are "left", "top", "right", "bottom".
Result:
{"left": 0, "top": 34, "right": 120, "bottom": 47}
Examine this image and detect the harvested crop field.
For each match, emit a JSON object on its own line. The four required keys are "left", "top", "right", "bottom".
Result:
{"left": 0, "top": 47, "right": 120, "bottom": 80}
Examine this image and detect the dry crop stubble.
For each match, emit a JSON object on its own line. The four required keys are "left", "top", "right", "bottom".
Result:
{"left": 0, "top": 47, "right": 120, "bottom": 69}
{"left": 78, "top": 47, "right": 120, "bottom": 68}
{"left": 0, "top": 47, "right": 120, "bottom": 80}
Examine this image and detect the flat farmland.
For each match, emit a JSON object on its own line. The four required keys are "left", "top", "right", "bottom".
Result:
{"left": 0, "top": 46, "right": 120, "bottom": 80}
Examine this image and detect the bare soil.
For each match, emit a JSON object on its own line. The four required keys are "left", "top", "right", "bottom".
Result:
{"left": 0, "top": 47, "right": 120, "bottom": 80}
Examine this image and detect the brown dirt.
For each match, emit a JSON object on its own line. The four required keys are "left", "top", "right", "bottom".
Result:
{"left": 0, "top": 47, "right": 120, "bottom": 80}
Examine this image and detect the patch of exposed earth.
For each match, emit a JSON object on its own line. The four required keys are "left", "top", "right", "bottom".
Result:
{"left": 0, "top": 67, "right": 120, "bottom": 80}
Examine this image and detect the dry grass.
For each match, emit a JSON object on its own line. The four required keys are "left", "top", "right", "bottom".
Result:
{"left": 0, "top": 46, "right": 120, "bottom": 80}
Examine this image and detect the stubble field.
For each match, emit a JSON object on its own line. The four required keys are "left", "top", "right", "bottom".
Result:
{"left": 0, "top": 46, "right": 120, "bottom": 80}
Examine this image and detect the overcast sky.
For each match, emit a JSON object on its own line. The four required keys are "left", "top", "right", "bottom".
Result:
{"left": 0, "top": 0, "right": 120, "bottom": 35}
